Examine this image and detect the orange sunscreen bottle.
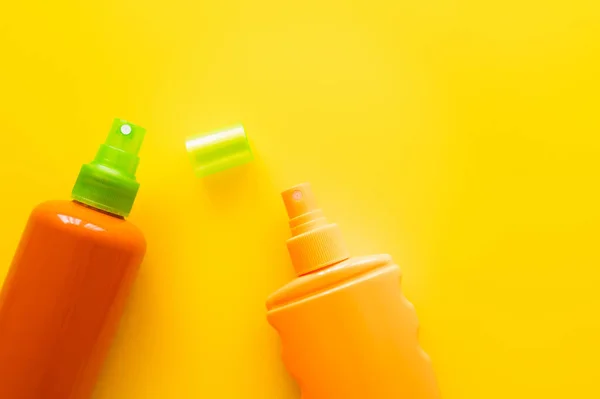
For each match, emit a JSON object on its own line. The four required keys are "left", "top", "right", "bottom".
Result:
{"left": 0, "top": 119, "right": 147, "bottom": 399}
{"left": 267, "top": 183, "right": 440, "bottom": 399}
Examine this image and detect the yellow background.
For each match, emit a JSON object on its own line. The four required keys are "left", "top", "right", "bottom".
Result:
{"left": 0, "top": 0, "right": 599, "bottom": 398}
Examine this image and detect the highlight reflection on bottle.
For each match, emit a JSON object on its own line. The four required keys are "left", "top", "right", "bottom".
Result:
{"left": 267, "top": 183, "right": 440, "bottom": 399}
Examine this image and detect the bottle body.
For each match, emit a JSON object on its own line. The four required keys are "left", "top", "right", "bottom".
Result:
{"left": 267, "top": 254, "right": 440, "bottom": 399}
{"left": 0, "top": 200, "right": 146, "bottom": 399}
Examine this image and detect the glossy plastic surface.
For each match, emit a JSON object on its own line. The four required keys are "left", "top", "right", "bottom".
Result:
{"left": 185, "top": 124, "right": 253, "bottom": 177}
{"left": 0, "top": 200, "right": 146, "bottom": 399}
{"left": 267, "top": 254, "right": 440, "bottom": 399}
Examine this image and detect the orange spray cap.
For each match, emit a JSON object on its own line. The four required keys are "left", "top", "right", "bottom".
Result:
{"left": 281, "top": 183, "right": 350, "bottom": 276}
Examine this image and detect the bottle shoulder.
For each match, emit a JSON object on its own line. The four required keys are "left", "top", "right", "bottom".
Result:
{"left": 29, "top": 200, "right": 146, "bottom": 254}
{"left": 267, "top": 254, "right": 398, "bottom": 310}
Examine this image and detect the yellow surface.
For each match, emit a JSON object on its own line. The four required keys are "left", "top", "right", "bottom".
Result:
{"left": 0, "top": 0, "right": 599, "bottom": 398}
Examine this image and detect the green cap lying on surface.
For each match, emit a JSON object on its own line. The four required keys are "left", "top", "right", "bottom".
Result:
{"left": 185, "top": 124, "right": 253, "bottom": 178}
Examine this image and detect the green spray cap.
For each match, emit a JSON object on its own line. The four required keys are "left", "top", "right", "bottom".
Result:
{"left": 185, "top": 124, "right": 253, "bottom": 177}
{"left": 72, "top": 118, "right": 146, "bottom": 217}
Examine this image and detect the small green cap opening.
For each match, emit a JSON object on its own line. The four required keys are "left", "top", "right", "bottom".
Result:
{"left": 72, "top": 118, "right": 146, "bottom": 217}
{"left": 185, "top": 124, "right": 253, "bottom": 178}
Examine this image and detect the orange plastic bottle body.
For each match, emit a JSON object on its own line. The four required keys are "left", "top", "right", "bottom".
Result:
{"left": 0, "top": 200, "right": 146, "bottom": 399}
{"left": 267, "top": 254, "right": 440, "bottom": 399}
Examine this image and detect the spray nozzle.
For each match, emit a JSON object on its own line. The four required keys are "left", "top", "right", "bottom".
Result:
{"left": 72, "top": 119, "right": 146, "bottom": 217}
{"left": 282, "top": 183, "right": 328, "bottom": 236}
{"left": 282, "top": 183, "right": 350, "bottom": 275}
{"left": 105, "top": 120, "right": 145, "bottom": 156}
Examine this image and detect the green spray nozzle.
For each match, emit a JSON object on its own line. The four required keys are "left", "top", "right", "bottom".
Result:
{"left": 72, "top": 119, "right": 146, "bottom": 217}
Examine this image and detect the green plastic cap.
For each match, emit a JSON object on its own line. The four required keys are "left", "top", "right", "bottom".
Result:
{"left": 185, "top": 124, "right": 253, "bottom": 177}
{"left": 72, "top": 118, "right": 146, "bottom": 217}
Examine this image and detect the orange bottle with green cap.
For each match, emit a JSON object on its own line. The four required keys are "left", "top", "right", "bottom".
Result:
{"left": 267, "top": 183, "right": 440, "bottom": 399}
{"left": 0, "top": 119, "right": 147, "bottom": 399}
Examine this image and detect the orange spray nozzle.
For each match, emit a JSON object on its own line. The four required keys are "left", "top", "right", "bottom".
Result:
{"left": 282, "top": 183, "right": 327, "bottom": 236}
{"left": 282, "top": 183, "right": 319, "bottom": 219}
{"left": 281, "top": 183, "right": 350, "bottom": 275}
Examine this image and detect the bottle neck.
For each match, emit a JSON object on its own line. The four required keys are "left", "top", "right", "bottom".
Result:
{"left": 302, "top": 256, "right": 349, "bottom": 276}
{"left": 287, "top": 222, "right": 350, "bottom": 276}
{"left": 73, "top": 200, "right": 125, "bottom": 220}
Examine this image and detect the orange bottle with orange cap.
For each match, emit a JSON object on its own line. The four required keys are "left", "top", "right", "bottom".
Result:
{"left": 267, "top": 183, "right": 440, "bottom": 399}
